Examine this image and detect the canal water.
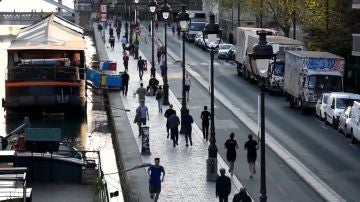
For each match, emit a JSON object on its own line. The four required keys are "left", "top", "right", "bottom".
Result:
{"left": 0, "top": 24, "right": 98, "bottom": 149}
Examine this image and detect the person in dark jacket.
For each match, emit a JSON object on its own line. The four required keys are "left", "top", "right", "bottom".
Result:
{"left": 183, "top": 109, "right": 194, "bottom": 146}
{"left": 216, "top": 168, "right": 231, "bottom": 202}
{"left": 167, "top": 111, "right": 180, "bottom": 147}
{"left": 121, "top": 70, "right": 129, "bottom": 96}
{"left": 232, "top": 187, "right": 251, "bottom": 202}
{"left": 109, "top": 26, "right": 114, "bottom": 37}
{"left": 164, "top": 104, "right": 175, "bottom": 138}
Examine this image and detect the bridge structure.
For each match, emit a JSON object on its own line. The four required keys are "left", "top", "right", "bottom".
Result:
{"left": 0, "top": 12, "right": 70, "bottom": 25}
{"left": 0, "top": 0, "right": 91, "bottom": 25}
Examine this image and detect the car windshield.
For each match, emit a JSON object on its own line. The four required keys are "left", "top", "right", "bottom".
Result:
{"left": 190, "top": 23, "right": 206, "bottom": 31}
{"left": 308, "top": 75, "right": 342, "bottom": 91}
{"left": 336, "top": 98, "right": 360, "bottom": 109}
{"left": 273, "top": 63, "right": 285, "bottom": 76}
{"left": 219, "top": 44, "right": 231, "bottom": 50}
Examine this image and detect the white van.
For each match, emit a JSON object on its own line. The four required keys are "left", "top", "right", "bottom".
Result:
{"left": 348, "top": 101, "right": 360, "bottom": 143}
{"left": 325, "top": 92, "right": 360, "bottom": 128}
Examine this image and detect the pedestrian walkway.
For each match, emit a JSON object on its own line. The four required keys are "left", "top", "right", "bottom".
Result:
{"left": 97, "top": 24, "right": 247, "bottom": 201}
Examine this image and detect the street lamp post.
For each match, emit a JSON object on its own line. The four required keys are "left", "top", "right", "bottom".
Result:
{"left": 161, "top": 1, "right": 171, "bottom": 106}
{"left": 248, "top": 30, "right": 276, "bottom": 202}
{"left": 177, "top": 4, "right": 190, "bottom": 134}
{"left": 203, "top": 13, "right": 222, "bottom": 182}
{"left": 134, "top": 0, "right": 139, "bottom": 24}
{"left": 134, "top": 0, "right": 140, "bottom": 59}
{"left": 148, "top": 0, "right": 158, "bottom": 78}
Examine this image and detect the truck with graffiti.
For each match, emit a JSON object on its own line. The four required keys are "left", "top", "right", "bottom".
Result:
{"left": 284, "top": 51, "right": 345, "bottom": 112}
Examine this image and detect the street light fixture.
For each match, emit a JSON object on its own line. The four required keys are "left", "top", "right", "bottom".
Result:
{"left": 134, "top": 0, "right": 139, "bottom": 24}
{"left": 133, "top": 0, "right": 140, "bottom": 59}
{"left": 248, "top": 30, "right": 276, "bottom": 202}
{"left": 148, "top": 0, "right": 158, "bottom": 77}
{"left": 161, "top": 0, "right": 171, "bottom": 106}
{"left": 202, "top": 13, "right": 222, "bottom": 182}
{"left": 177, "top": 4, "right": 190, "bottom": 134}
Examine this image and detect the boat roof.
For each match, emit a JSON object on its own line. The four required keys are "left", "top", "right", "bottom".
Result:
{"left": 8, "top": 13, "right": 86, "bottom": 51}
{"left": 287, "top": 51, "right": 343, "bottom": 59}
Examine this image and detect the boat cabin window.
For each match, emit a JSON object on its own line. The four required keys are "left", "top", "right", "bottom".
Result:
{"left": 13, "top": 51, "right": 82, "bottom": 68}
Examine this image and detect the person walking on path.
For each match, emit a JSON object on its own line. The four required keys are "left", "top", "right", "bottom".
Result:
{"left": 121, "top": 35, "right": 127, "bottom": 51}
{"left": 121, "top": 70, "right": 129, "bottom": 96}
{"left": 157, "top": 47, "right": 162, "bottom": 64}
{"left": 171, "top": 23, "right": 176, "bottom": 36}
{"left": 147, "top": 75, "right": 159, "bottom": 96}
{"left": 160, "top": 61, "right": 167, "bottom": 78}
{"left": 224, "top": 132, "right": 238, "bottom": 176}
{"left": 232, "top": 187, "right": 251, "bottom": 202}
{"left": 201, "top": 106, "right": 211, "bottom": 141}
{"left": 137, "top": 56, "right": 145, "bottom": 80}
{"left": 147, "top": 157, "right": 165, "bottom": 201}
{"left": 244, "top": 134, "right": 258, "bottom": 179}
{"left": 167, "top": 111, "right": 180, "bottom": 147}
{"left": 109, "top": 35, "right": 115, "bottom": 50}
{"left": 183, "top": 109, "right": 194, "bottom": 146}
{"left": 123, "top": 52, "right": 129, "bottom": 71}
{"left": 155, "top": 86, "right": 163, "bottom": 113}
{"left": 116, "top": 26, "right": 121, "bottom": 39}
{"left": 155, "top": 20, "right": 159, "bottom": 31}
{"left": 164, "top": 104, "right": 175, "bottom": 138}
{"left": 134, "top": 83, "right": 147, "bottom": 102}
{"left": 109, "top": 26, "right": 114, "bottom": 37}
{"left": 184, "top": 73, "right": 191, "bottom": 102}
{"left": 136, "top": 101, "right": 149, "bottom": 136}
{"left": 216, "top": 168, "right": 231, "bottom": 202}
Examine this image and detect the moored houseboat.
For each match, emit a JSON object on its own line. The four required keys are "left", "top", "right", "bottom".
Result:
{"left": 2, "top": 13, "right": 87, "bottom": 114}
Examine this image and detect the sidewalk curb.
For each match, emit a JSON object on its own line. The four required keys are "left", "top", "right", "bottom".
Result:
{"left": 182, "top": 64, "right": 345, "bottom": 202}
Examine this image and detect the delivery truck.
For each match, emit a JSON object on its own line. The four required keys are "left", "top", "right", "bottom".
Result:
{"left": 284, "top": 51, "right": 345, "bottom": 112}
{"left": 245, "top": 35, "right": 304, "bottom": 93}
{"left": 234, "top": 27, "right": 278, "bottom": 76}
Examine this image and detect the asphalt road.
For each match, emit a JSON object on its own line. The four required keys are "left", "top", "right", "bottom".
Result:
{"left": 138, "top": 24, "right": 324, "bottom": 201}
{"left": 141, "top": 24, "right": 360, "bottom": 202}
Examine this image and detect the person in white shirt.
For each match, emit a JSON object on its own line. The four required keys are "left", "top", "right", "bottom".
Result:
{"left": 184, "top": 73, "right": 191, "bottom": 102}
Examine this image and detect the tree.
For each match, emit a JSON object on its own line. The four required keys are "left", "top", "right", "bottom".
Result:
{"left": 202, "top": 0, "right": 219, "bottom": 13}
{"left": 301, "top": 0, "right": 357, "bottom": 58}
{"left": 245, "top": 0, "right": 302, "bottom": 37}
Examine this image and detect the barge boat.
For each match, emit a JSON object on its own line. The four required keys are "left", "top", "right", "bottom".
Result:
{"left": 2, "top": 13, "right": 87, "bottom": 114}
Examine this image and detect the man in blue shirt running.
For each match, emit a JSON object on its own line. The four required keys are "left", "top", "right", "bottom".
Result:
{"left": 147, "top": 157, "right": 165, "bottom": 201}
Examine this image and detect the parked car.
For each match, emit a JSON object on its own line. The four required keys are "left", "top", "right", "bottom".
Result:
{"left": 325, "top": 92, "right": 360, "bottom": 129}
{"left": 348, "top": 101, "right": 360, "bottom": 143}
{"left": 315, "top": 93, "right": 330, "bottom": 120}
{"left": 338, "top": 106, "right": 352, "bottom": 136}
{"left": 217, "top": 43, "right": 236, "bottom": 60}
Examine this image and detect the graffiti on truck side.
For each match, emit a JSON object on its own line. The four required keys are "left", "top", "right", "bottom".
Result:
{"left": 305, "top": 58, "right": 344, "bottom": 73}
